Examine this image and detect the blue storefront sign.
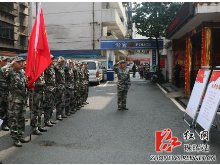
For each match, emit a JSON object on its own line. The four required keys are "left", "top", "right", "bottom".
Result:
{"left": 152, "top": 50, "right": 156, "bottom": 65}
{"left": 101, "top": 39, "right": 163, "bottom": 50}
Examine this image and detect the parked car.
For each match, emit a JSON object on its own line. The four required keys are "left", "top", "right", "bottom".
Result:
{"left": 126, "top": 63, "right": 138, "bottom": 72}
{"left": 80, "top": 60, "right": 104, "bottom": 85}
{"left": 126, "top": 63, "right": 134, "bottom": 72}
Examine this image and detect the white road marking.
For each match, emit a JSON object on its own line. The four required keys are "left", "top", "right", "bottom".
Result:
{"left": 99, "top": 81, "right": 109, "bottom": 87}
{"left": 156, "top": 83, "right": 185, "bottom": 112}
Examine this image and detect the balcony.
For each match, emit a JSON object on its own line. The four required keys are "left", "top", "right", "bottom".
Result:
{"left": 102, "top": 9, "right": 126, "bottom": 38}
{"left": 19, "top": 2, "right": 28, "bottom": 8}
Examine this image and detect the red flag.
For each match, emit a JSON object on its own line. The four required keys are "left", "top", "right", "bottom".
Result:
{"left": 26, "top": 3, "right": 51, "bottom": 90}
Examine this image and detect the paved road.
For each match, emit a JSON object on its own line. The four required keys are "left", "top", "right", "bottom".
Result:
{"left": 1, "top": 73, "right": 220, "bottom": 163}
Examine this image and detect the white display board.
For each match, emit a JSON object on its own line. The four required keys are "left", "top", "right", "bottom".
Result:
{"left": 186, "top": 70, "right": 211, "bottom": 119}
{"left": 196, "top": 70, "right": 220, "bottom": 131}
{"left": 0, "top": 119, "right": 3, "bottom": 127}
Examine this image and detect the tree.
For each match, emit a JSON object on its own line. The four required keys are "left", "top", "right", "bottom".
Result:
{"left": 132, "top": 2, "right": 182, "bottom": 82}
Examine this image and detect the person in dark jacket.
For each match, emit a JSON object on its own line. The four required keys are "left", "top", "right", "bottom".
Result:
{"left": 132, "top": 64, "right": 136, "bottom": 78}
{"left": 174, "top": 61, "right": 182, "bottom": 88}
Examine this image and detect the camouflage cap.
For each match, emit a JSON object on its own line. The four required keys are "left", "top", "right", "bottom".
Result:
{"left": 8, "top": 57, "right": 15, "bottom": 63}
{"left": 83, "top": 62, "right": 88, "bottom": 65}
{"left": 120, "top": 60, "right": 125, "bottom": 63}
{"left": 58, "top": 56, "right": 65, "bottom": 61}
{"left": 0, "top": 56, "right": 8, "bottom": 61}
{"left": 50, "top": 54, "right": 55, "bottom": 59}
{"left": 13, "top": 56, "right": 25, "bottom": 62}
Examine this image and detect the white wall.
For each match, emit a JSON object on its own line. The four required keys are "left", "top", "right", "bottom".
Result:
{"left": 41, "top": 2, "right": 102, "bottom": 50}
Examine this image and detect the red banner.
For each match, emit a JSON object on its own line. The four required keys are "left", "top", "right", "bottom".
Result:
{"left": 126, "top": 58, "right": 150, "bottom": 61}
{"left": 185, "top": 38, "right": 189, "bottom": 90}
{"left": 160, "top": 59, "right": 165, "bottom": 68}
{"left": 201, "top": 28, "right": 206, "bottom": 66}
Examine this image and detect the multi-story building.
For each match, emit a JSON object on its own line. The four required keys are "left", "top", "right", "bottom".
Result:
{"left": 0, "top": 2, "right": 29, "bottom": 57}
{"left": 26, "top": 2, "right": 132, "bottom": 64}
{"left": 166, "top": 2, "right": 220, "bottom": 96}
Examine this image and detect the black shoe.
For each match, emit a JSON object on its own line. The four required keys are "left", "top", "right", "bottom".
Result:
{"left": 66, "top": 113, "right": 71, "bottom": 116}
{"left": 86, "top": 102, "right": 89, "bottom": 104}
{"left": 45, "top": 121, "right": 53, "bottom": 127}
{"left": 19, "top": 137, "right": 29, "bottom": 143}
{"left": 70, "top": 111, "right": 75, "bottom": 114}
{"left": 82, "top": 102, "right": 87, "bottom": 105}
{"left": 81, "top": 105, "right": 84, "bottom": 107}
{"left": 33, "top": 129, "right": 42, "bottom": 135}
{"left": 57, "top": 115, "right": 63, "bottom": 121}
{"left": 14, "top": 140, "right": 22, "bottom": 147}
{"left": 118, "top": 108, "right": 122, "bottom": 110}
{"left": 38, "top": 127, "right": 47, "bottom": 132}
{"left": 62, "top": 115, "right": 67, "bottom": 118}
{"left": 50, "top": 120, "right": 57, "bottom": 124}
{"left": 124, "top": 108, "right": 129, "bottom": 110}
{"left": 2, "top": 125, "right": 9, "bottom": 131}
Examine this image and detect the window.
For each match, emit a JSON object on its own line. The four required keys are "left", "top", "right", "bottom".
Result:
{"left": 88, "top": 62, "right": 96, "bottom": 70}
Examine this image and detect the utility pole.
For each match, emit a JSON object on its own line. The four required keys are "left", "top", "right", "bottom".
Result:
{"left": 92, "top": 2, "right": 95, "bottom": 50}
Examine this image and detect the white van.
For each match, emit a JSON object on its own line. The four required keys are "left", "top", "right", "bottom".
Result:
{"left": 80, "top": 60, "right": 103, "bottom": 85}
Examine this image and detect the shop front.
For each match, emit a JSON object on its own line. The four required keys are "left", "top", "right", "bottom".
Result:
{"left": 166, "top": 2, "right": 220, "bottom": 97}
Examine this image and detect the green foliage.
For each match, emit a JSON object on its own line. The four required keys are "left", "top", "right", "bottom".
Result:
{"left": 132, "top": 2, "right": 183, "bottom": 39}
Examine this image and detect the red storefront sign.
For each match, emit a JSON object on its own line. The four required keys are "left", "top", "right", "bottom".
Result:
{"left": 160, "top": 59, "right": 165, "bottom": 68}
{"left": 126, "top": 58, "right": 150, "bottom": 61}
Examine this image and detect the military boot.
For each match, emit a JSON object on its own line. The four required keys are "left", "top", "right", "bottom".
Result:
{"left": 82, "top": 102, "right": 87, "bottom": 105}
{"left": 86, "top": 102, "right": 89, "bottom": 104}
{"left": 19, "top": 137, "right": 29, "bottom": 143}
{"left": 118, "top": 106, "right": 122, "bottom": 110}
{"left": 33, "top": 129, "right": 42, "bottom": 135}
{"left": 62, "top": 114, "right": 67, "bottom": 118}
{"left": 66, "top": 113, "right": 71, "bottom": 116}
{"left": 70, "top": 110, "right": 75, "bottom": 114}
{"left": 2, "top": 125, "right": 9, "bottom": 131}
{"left": 57, "top": 115, "right": 63, "bottom": 121}
{"left": 50, "top": 120, "right": 57, "bottom": 124}
{"left": 14, "top": 140, "right": 22, "bottom": 147}
{"left": 38, "top": 127, "right": 47, "bottom": 132}
{"left": 45, "top": 121, "right": 53, "bottom": 127}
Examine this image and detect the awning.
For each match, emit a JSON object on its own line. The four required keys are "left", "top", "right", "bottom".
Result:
{"left": 18, "top": 49, "right": 101, "bottom": 58}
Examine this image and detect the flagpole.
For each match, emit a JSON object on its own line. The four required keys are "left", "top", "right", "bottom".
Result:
{"left": 30, "top": 2, "right": 38, "bottom": 142}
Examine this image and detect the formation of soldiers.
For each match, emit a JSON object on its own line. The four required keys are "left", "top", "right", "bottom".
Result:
{"left": 0, "top": 55, "right": 90, "bottom": 147}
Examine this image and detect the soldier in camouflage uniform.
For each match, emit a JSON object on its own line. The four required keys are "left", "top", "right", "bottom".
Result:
{"left": 31, "top": 73, "right": 47, "bottom": 135}
{"left": 78, "top": 63, "right": 85, "bottom": 108}
{"left": 0, "top": 56, "right": 9, "bottom": 131}
{"left": 75, "top": 63, "right": 81, "bottom": 110}
{"left": 64, "top": 59, "right": 75, "bottom": 116}
{"left": 72, "top": 62, "right": 78, "bottom": 111}
{"left": 44, "top": 55, "right": 56, "bottom": 127}
{"left": 4, "top": 57, "right": 29, "bottom": 147}
{"left": 83, "top": 62, "right": 89, "bottom": 105}
{"left": 21, "top": 61, "right": 29, "bottom": 110}
{"left": 54, "top": 56, "right": 66, "bottom": 120}
{"left": 112, "top": 60, "right": 131, "bottom": 110}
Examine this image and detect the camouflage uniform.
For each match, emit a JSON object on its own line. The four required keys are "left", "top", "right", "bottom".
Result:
{"left": 112, "top": 62, "right": 131, "bottom": 109}
{"left": 64, "top": 65, "right": 74, "bottom": 115}
{"left": 44, "top": 65, "right": 56, "bottom": 123}
{"left": 72, "top": 65, "right": 78, "bottom": 110}
{"left": 78, "top": 65, "right": 84, "bottom": 106}
{"left": 0, "top": 65, "right": 9, "bottom": 129}
{"left": 4, "top": 63, "right": 26, "bottom": 140}
{"left": 83, "top": 67, "right": 89, "bottom": 103}
{"left": 54, "top": 64, "right": 65, "bottom": 117}
{"left": 75, "top": 65, "right": 81, "bottom": 109}
{"left": 30, "top": 74, "right": 45, "bottom": 130}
